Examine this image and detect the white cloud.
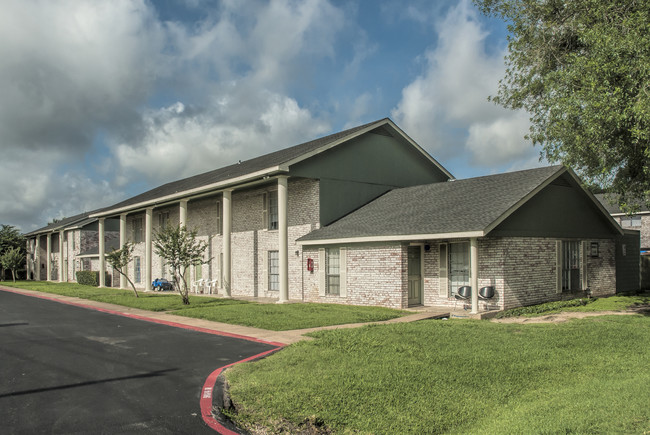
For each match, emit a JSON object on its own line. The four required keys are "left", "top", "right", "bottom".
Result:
{"left": 112, "top": 93, "right": 329, "bottom": 185}
{"left": 0, "top": 150, "right": 123, "bottom": 232}
{"left": 0, "top": 0, "right": 164, "bottom": 152}
{"left": 0, "top": 0, "right": 345, "bottom": 230}
{"left": 391, "top": 0, "right": 535, "bottom": 168}
{"left": 108, "top": 0, "right": 343, "bottom": 185}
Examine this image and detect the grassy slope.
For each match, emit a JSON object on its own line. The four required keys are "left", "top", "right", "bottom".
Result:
{"left": 226, "top": 315, "right": 650, "bottom": 434}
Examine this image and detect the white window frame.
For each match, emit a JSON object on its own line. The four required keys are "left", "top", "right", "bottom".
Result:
{"left": 268, "top": 250, "right": 279, "bottom": 291}
{"left": 262, "top": 191, "right": 279, "bottom": 231}
{"left": 318, "top": 247, "right": 347, "bottom": 297}
{"left": 216, "top": 200, "right": 222, "bottom": 235}
{"left": 134, "top": 256, "right": 141, "bottom": 283}
{"left": 326, "top": 248, "right": 340, "bottom": 295}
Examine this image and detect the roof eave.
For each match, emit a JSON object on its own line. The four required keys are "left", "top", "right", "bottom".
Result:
{"left": 91, "top": 166, "right": 285, "bottom": 218}
{"left": 297, "top": 231, "right": 485, "bottom": 246}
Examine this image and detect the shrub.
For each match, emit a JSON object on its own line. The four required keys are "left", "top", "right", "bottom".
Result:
{"left": 495, "top": 298, "right": 595, "bottom": 318}
{"left": 76, "top": 271, "right": 99, "bottom": 286}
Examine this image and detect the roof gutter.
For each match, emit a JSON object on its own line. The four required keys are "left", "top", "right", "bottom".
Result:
{"left": 297, "top": 231, "right": 485, "bottom": 246}
{"left": 91, "top": 167, "right": 286, "bottom": 218}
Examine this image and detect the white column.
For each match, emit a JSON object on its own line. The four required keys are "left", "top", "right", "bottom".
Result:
{"left": 35, "top": 237, "right": 41, "bottom": 281}
{"left": 145, "top": 208, "right": 153, "bottom": 291}
{"left": 119, "top": 213, "right": 127, "bottom": 289}
{"left": 179, "top": 200, "right": 188, "bottom": 227}
{"left": 98, "top": 218, "right": 106, "bottom": 287}
{"left": 277, "top": 176, "right": 289, "bottom": 303}
{"left": 58, "top": 231, "right": 65, "bottom": 282}
{"left": 470, "top": 237, "right": 479, "bottom": 314}
{"left": 46, "top": 233, "right": 52, "bottom": 281}
{"left": 27, "top": 239, "right": 33, "bottom": 280}
{"left": 222, "top": 190, "right": 232, "bottom": 297}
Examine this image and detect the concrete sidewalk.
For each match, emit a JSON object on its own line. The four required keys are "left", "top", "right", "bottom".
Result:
{"left": 0, "top": 286, "right": 451, "bottom": 345}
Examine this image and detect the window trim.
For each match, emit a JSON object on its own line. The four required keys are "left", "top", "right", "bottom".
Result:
{"left": 326, "top": 247, "right": 340, "bottom": 295}
{"left": 216, "top": 200, "right": 222, "bottom": 235}
{"left": 134, "top": 256, "right": 141, "bottom": 283}
{"left": 318, "top": 247, "right": 347, "bottom": 297}
{"left": 268, "top": 250, "right": 279, "bottom": 292}
{"left": 268, "top": 191, "right": 279, "bottom": 230}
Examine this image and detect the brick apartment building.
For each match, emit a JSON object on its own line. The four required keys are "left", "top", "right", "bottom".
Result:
{"left": 26, "top": 118, "right": 636, "bottom": 312}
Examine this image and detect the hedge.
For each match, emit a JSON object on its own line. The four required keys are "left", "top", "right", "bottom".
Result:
{"left": 76, "top": 271, "right": 99, "bottom": 286}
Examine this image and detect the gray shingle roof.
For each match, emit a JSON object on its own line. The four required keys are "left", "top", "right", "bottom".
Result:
{"left": 25, "top": 211, "right": 95, "bottom": 236}
{"left": 298, "top": 165, "right": 565, "bottom": 242}
{"left": 595, "top": 193, "right": 650, "bottom": 214}
{"left": 95, "top": 118, "right": 392, "bottom": 214}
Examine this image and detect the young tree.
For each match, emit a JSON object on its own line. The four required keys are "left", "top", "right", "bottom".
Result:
{"left": 106, "top": 241, "right": 139, "bottom": 298}
{"left": 1, "top": 247, "right": 24, "bottom": 282}
{"left": 153, "top": 225, "right": 208, "bottom": 305}
{"left": 475, "top": 0, "right": 650, "bottom": 211}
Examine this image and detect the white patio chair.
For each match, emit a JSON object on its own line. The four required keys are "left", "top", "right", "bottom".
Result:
{"left": 205, "top": 279, "right": 218, "bottom": 295}
{"left": 191, "top": 279, "right": 205, "bottom": 294}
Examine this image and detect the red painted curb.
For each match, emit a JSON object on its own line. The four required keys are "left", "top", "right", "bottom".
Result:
{"left": 0, "top": 287, "right": 287, "bottom": 434}
{"left": 200, "top": 347, "right": 281, "bottom": 434}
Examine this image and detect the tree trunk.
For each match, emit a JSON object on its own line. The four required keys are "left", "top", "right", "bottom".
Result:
{"left": 11, "top": 269, "right": 16, "bottom": 283}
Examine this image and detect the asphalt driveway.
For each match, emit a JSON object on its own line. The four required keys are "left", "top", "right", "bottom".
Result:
{"left": 0, "top": 290, "right": 278, "bottom": 434}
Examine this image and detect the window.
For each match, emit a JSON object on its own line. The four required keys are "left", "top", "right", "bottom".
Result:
{"left": 159, "top": 211, "right": 170, "bottom": 229}
{"left": 268, "top": 193, "right": 278, "bottom": 230}
{"left": 326, "top": 248, "right": 340, "bottom": 295}
{"left": 561, "top": 241, "right": 581, "bottom": 291}
{"left": 133, "top": 217, "right": 143, "bottom": 243}
{"left": 194, "top": 262, "right": 202, "bottom": 281}
{"left": 621, "top": 216, "right": 641, "bottom": 228}
{"left": 448, "top": 242, "right": 470, "bottom": 296}
{"left": 134, "top": 256, "right": 141, "bottom": 283}
{"left": 216, "top": 200, "right": 222, "bottom": 235}
{"left": 268, "top": 251, "right": 279, "bottom": 291}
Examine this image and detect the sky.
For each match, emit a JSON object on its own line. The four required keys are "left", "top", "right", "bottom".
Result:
{"left": 1, "top": 0, "right": 546, "bottom": 233}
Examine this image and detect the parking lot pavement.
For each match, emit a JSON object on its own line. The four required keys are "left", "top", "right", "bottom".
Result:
{"left": 0, "top": 289, "right": 279, "bottom": 434}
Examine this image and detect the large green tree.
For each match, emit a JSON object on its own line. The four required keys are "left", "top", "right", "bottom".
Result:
{"left": 0, "top": 225, "right": 25, "bottom": 280}
{"left": 475, "top": 0, "right": 650, "bottom": 211}
{"left": 1, "top": 247, "right": 24, "bottom": 283}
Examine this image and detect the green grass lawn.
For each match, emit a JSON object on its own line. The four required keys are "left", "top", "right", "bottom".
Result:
{"left": 225, "top": 314, "right": 650, "bottom": 434}
{"left": 174, "top": 302, "right": 406, "bottom": 331}
{"left": 3, "top": 280, "right": 245, "bottom": 311}
{"left": 2, "top": 281, "right": 406, "bottom": 330}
